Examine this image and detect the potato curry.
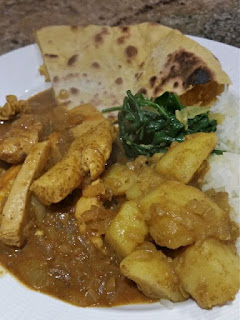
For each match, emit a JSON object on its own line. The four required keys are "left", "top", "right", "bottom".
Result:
{"left": 0, "top": 89, "right": 239, "bottom": 309}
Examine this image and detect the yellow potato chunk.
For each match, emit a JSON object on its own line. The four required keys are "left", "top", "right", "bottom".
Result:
{"left": 139, "top": 180, "right": 231, "bottom": 249}
{"left": 155, "top": 132, "right": 217, "bottom": 184}
{"left": 120, "top": 245, "right": 188, "bottom": 302}
{"left": 175, "top": 238, "right": 240, "bottom": 309}
{"left": 105, "top": 201, "right": 148, "bottom": 258}
{"left": 102, "top": 164, "right": 137, "bottom": 196}
{"left": 126, "top": 165, "right": 163, "bottom": 201}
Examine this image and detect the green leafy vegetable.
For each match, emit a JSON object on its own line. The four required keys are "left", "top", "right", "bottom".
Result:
{"left": 211, "top": 149, "right": 225, "bottom": 155}
{"left": 102, "top": 90, "right": 218, "bottom": 158}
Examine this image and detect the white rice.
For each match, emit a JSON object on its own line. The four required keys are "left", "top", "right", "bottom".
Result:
{"left": 201, "top": 153, "right": 240, "bottom": 224}
{"left": 201, "top": 89, "right": 240, "bottom": 251}
{"left": 210, "top": 89, "right": 240, "bottom": 153}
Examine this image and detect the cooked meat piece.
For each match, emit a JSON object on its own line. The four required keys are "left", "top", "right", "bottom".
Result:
{"left": 0, "top": 141, "right": 51, "bottom": 247}
{"left": 67, "top": 103, "right": 106, "bottom": 138}
{"left": 46, "top": 132, "right": 63, "bottom": 168}
{"left": 70, "top": 119, "right": 105, "bottom": 139}
{"left": 175, "top": 238, "right": 240, "bottom": 309}
{"left": 0, "top": 168, "right": 5, "bottom": 176}
{"left": 0, "top": 95, "right": 30, "bottom": 120}
{"left": 0, "top": 160, "right": 10, "bottom": 177}
{"left": 139, "top": 180, "right": 232, "bottom": 249}
{"left": 0, "top": 115, "right": 43, "bottom": 164}
{"left": 0, "top": 165, "right": 21, "bottom": 223}
{"left": 67, "top": 103, "right": 105, "bottom": 128}
{"left": 31, "top": 147, "right": 84, "bottom": 206}
{"left": 81, "top": 119, "right": 117, "bottom": 179}
{"left": 120, "top": 244, "right": 188, "bottom": 302}
{"left": 31, "top": 120, "right": 116, "bottom": 205}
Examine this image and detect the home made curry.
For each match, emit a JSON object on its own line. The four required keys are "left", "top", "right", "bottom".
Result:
{"left": 0, "top": 89, "right": 239, "bottom": 309}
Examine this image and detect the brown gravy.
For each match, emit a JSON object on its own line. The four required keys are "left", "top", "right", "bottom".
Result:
{"left": 0, "top": 90, "right": 152, "bottom": 307}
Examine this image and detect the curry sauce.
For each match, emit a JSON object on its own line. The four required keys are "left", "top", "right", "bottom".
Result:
{"left": 0, "top": 193, "right": 152, "bottom": 307}
{"left": 0, "top": 90, "right": 152, "bottom": 307}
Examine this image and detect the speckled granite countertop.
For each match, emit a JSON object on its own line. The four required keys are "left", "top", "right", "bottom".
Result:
{"left": 0, "top": 0, "right": 239, "bottom": 55}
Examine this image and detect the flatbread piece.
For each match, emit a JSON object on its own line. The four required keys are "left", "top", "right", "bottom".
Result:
{"left": 35, "top": 23, "right": 230, "bottom": 109}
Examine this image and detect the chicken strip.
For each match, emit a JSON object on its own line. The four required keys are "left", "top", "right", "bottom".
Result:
{"left": 0, "top": 165, "right": 21, "bottom": 223}
{"left": 81, "top": 119, "right": 116, "bottom": 179}
{"left": 66, "top": 103, "right": 106, "bottom": 138}
{"left": 0, "top": 160, "right": 10, "bottom": 177}
{"left": 0, "top": 141, "right": 50, "bottom": 247}
{"left": 0, "top": 115, "right": 43, "bottom": 164}
{"left": 67, "top": 103, "right": 105, "bottom": 129}
{"left": 31, "top": 120, "right": 116, "bottom": 205}
{"left": 46, "top": 132, "right": 63, "bottom": 167}
{"left": 31, "top": 146, "right": 84, "bottom": 205}
{"left": 70, "top": 118, "right": 105, "bottom": 139}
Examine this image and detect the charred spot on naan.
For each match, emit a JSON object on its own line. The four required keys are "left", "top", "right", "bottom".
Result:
{"left": 120, "top": 26, "right": 130, "bottom": 33}
{"left": 67, "top": 54, "right": 78, "bottom": 66}
{"left": 115, "top": 77, "right": 123, "bottom": 85}
{"left": 91, "top": 62, "right": 100, "bottom": 69}
{"left": 125, "top": 45, "right": 138, "bottom": 59}
{"left": 36, "top": 23, "right": 230, "bottom": 110}
{"left": 70, "top": 25, "right": 78, "bottom": 31}
{"left": 117, "top": 36, "right": 126, "bottom": 45}
{"left": 149, "top": 76, "right": 157, "bottom": 88}
{"left": 94, "top": 27, "right": 110, "bottom": 48}
{"left": 138, "top": 88, "right": 148, "bottom": 95}
{"left": 70, "top": 88, "right": 79, "bottom": 95}
{"left": 135, "top": 72, "right": 143, "bottom": 81}
{"left": 151, "top": 49, "right": 221, "bottom": 104}
{"left": 63, "top": 73, "right": 80, "bottom": 80}
{"left": 117, "top": 26, "right": 131, "bottom": 44}
{"left": 186, "top": 67, "right": 212, "bottom": 86}
{"left": 157, "top": 49, "right": 214, "bottom": 91}
{"left": 53, "top": 76, "right": 59, "bottom": 83}
{"left": 44, "top": 53, "right": 58, "bottom": 58}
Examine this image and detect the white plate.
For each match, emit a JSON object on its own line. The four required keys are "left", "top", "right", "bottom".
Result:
{"left": 0, "top": 37, "right": 239, "bottom": 320}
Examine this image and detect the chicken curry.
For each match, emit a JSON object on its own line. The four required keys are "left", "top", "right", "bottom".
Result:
{"left": 0, "top": 89, "right": 239, "bottom": 309}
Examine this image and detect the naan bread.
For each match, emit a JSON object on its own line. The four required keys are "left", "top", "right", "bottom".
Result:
{"left": 35, "top": 23, "right": 230, "bottom": 110}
